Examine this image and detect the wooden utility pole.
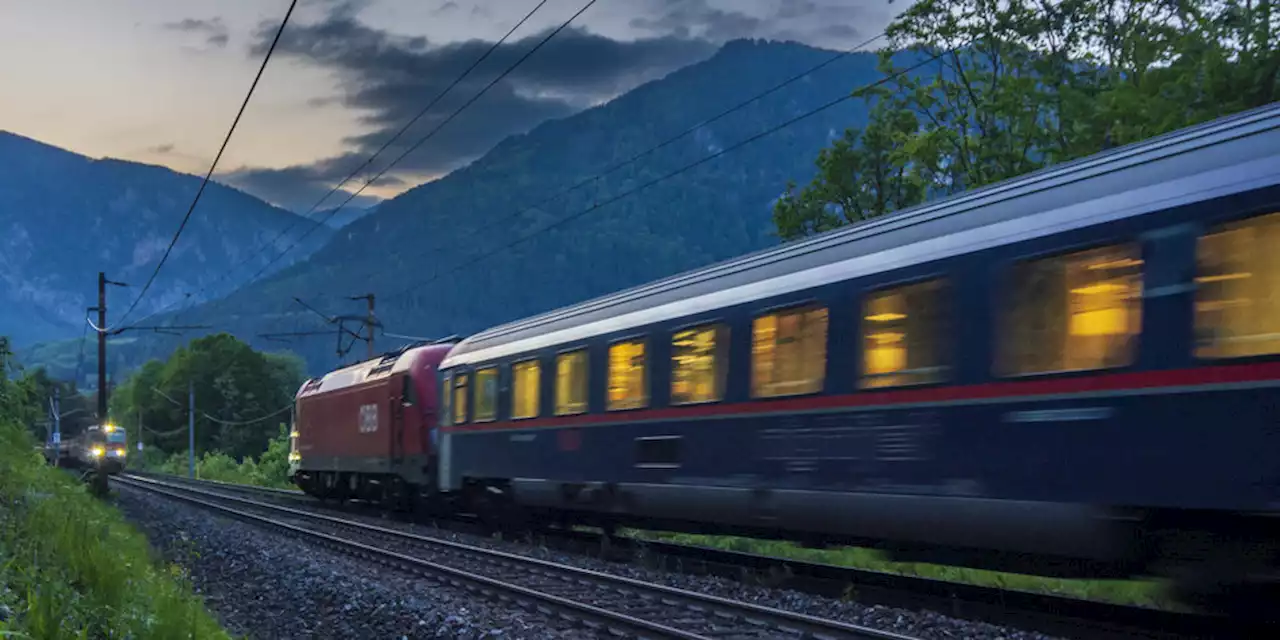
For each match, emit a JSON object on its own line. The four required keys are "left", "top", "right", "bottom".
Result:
{"left": 97, "top": 272, "right": 106, "bottom": 421}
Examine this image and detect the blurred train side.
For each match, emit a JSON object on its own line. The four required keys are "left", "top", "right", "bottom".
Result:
{"left": 435, "top": 104, "right": 1280, "bottom": 587}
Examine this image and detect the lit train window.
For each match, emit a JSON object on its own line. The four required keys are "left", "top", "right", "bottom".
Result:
{"left": 511, "top": 359, "right": 541, "bottom": 419}
{"left": 608, "top": 339, "right": 649, "bottom": 410}
{"left": 473, "top": 367, "right": 498, "bottom": 422}
{"left": 998, "top": 243, "right": 1143, "bottom": 376}
{"left": 752, "top": 304, "right": 828, "bottom": 397}
{"left": 671, "top": 324, "right": 728, "bottom": 405}
{"left": 440, "top": 375, "right": 452, "bottom": 426}
{"left": 861, "top": 278, "right": 949, "bottom": 389}
{"left": 1195, "top": 211, "right": 1280, "bottom": 359}
{"left": 452, "top": 373, "right": 469, "bottom": 425}
{"left": 555, "top": 349, "right": 589, "bottom": 415}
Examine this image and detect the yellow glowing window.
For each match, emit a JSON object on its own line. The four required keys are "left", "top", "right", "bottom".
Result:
{"left": 861, "top": 278, "right": 949, "bottom": 389}
{"left": 473, "top": 367, "right": 498, "bottom": 422}
{"left": 671, "top": 324, "right": 728, "bottom": 405}
{"left": 607, "top": 339, "right": 648, "bottom": 410}
{"left": 555, "top": 350, "right": 589, "bottom": 415}
{"left": 752, "top": 304, "right": 827, "bottom": 398}
{"left": 440, "top": 375, "right": 453, "bottom": 426}
{"left": 998, "top": 243, "right": 1143, "bottom": 376}
{"left": 1195, "top": 211, "right": 1280, "bottom": 359}
{"left": 452, "top": 373, "right": 470, "bottom": 425}
{"left": 511, "top": 360, "right": 541, "bottom": 419}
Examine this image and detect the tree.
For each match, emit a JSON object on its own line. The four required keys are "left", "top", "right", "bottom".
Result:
{"left": 774, "top": 0, "right": 1280, "bottom": 240}
{"left": 109, "top": 334, "right": 306, "bottom": 460}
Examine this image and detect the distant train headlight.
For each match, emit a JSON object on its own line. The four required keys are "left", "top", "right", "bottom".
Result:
{"left": 112, "top": 448, "right": 125, "bottom": 457}
{"left": 91, "top": 446, "right": 105, "bottom": 458}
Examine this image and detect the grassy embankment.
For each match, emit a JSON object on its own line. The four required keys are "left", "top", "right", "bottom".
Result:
{"left": 151, "top": 438, "right": 1171, "bottom": 609}
{"left": 0, "top": 422, "right": 231, "bottom": 639}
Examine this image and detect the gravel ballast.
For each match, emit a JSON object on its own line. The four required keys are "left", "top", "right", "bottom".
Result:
{"left": 117, "top": 480, "right": 1064, "bottom": 640}
{"left": 113, "top": 484, "right": 587, "bottom": 640}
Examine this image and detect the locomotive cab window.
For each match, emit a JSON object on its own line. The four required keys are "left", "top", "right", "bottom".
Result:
{"left": 671, "top": 323, "right": 728, "bottom": 405}
{"left": 608, "top": 338, "right": 648, "bottom": 411}
{"left": 998, "top": 243, "right": 1143, "bottom": 376}
{"left": 861, "top": 278, "right": 949, "bottom": 389}
{"left": 555, "top": 349, "right": 589, "bottom": 415}
{"left": 474, "top": 367, "right": 498, "bottom": 422}
{"left": 511, "top": 359, "right": 541, "bottom": 419}
{"left": 452, "top": 373, "right": 470, "bottom": 425}
{"left": 752, "top": 304, "right": 828, "bottom": 398}
{"left": 1195, "top": 211, "right": 1280, "bottom": 359}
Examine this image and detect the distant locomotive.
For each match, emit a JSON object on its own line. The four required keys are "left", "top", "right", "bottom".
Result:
{"left": 291, "top": 103, "right": 1280, "bottom": 616}
{"left": 45, "top": 423, "right": 128, "bottom": 475}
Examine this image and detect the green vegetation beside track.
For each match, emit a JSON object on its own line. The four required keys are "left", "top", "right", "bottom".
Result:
{"left": 0, "top": 422, "right": 230, "bottom": 639}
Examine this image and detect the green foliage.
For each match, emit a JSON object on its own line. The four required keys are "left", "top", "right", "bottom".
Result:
{"left": 109, "top": 334, "right": 305, "bottom": 461}
{"left": 774, "top": 0, "right": 1280, "bottom": 240}
{"left": 0, "top": 420, "right": 229, "bottom": 638}
{"left": 138, "top": 425, "right": 294, "bottom": 490}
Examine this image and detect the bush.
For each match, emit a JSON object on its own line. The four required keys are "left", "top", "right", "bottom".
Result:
{"left": 0, "top": 422, "right": 230, "bottom": 638}
{"left": 136, "top": 425, "right": 294, "bottom": 490}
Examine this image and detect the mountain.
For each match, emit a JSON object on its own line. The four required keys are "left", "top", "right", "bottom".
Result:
{"left": 25, "top": 39, "right": 894, "bottom": 376}
{"left": 309, "top": 205, "right": 379, "bottom": 230}
{"left": 0, "top": 131, "right": 334, "bottom": 350}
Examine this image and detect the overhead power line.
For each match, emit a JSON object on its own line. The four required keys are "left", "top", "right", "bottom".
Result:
{"left": 316, "top": 30, "right": 890, "bottom": 296}
{"left": 237, "top": 0, "right": 605, "bottom": 289}
{"left": 140, "top": 0, "right": 562, "bottom": 332}
{"left": 113, "top": 0, "right": 300, "bottom": 328}
{"left": 376, "top": 44, "right": 960, "bottom": 307}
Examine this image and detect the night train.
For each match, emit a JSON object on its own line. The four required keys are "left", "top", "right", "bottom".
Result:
{"left": 290, "top": 102, "right": 1280, "bottom": 614}
{"left": 45, "top": 423, "right": 129, "bottom": 475}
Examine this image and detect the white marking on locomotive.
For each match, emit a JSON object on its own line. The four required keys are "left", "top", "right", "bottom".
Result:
{"left": 358, "top": 404, "right": 379, "bottom": 433}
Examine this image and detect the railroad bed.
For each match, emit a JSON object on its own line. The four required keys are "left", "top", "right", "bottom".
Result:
{"left": 117, "top": 474, "right": 922, "bottom": 640}
{"left": 121, "top": 472, "right": 1256, "bottom": 640}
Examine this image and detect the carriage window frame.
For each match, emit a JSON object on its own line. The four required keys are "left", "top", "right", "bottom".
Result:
{"left": 473, "top": 366, "right": 498, "bottom": 423}
{"left": 1193, "top": 210, "right": 1280, "bottom": 361}
{"left": 995, "top": 240, "right": 1144, "bottom": 378}
{"left": 859, "top": 275, "right": 951, "bottom": 389}
{"left": 510, "top": 358, "right": 542, "bottom": 420}
{"left": 440, "top": 373, "right": 453, "bottom": 427}
{"left": 670, "top": 321, "right": 729, "bottom": 406}
{"left": 554, "top": 347, "right": 590, "bottom": 416}
{"left": 750, "top": 300, "right": 829, "bottom": 399}
{"left": 607, "top": 335, "right": 650, "bottom": 411}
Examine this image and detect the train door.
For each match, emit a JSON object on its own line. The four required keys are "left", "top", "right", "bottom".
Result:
{"left": 390, "top": 375, "right": 406, "bottom": 465}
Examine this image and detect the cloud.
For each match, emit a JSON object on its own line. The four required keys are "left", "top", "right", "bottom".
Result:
{"left": 161, "top": 16, "right": 231, "bottom": 49}
{"left": 148, "top": 143, "right": 176, "bottom": 154}
{"left": 632, "top": 0, "right": 873, "bottom": 46}
{"left": 227, "top": 9, "right": 715, "bottom": 211}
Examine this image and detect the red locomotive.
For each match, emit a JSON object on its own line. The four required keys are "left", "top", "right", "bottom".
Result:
{"left": 290, "top": 342, "right": 452, "bottom": 508}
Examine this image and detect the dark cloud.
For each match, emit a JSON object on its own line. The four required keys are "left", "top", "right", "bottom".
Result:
{"left": 633, "top": 0, "right": 870, "bottom": 46}
{"left": 227, "top": 9, "right": 714, "bottom": 211}
{"left": 162, "top": 17, "right": 230, "bottom": 49}
{"left": 149, "top": 143, "right": 176, "bottom": 154}
{"left": 434, "top": 1, "right": 459, "bottom": 15}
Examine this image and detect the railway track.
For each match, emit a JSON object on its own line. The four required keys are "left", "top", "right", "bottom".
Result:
{"left": 123, "top": 472, "right": 1255, "bottom": 639}
{"left": 116, "top": 473, "right": 916, "bottom": 640}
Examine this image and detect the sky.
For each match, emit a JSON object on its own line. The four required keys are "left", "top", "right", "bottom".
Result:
{"left": 0, "top": 0, "right": 900, "bottom": 213}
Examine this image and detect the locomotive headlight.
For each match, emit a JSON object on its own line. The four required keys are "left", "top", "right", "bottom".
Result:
{"left": 91, "top": 446, "right": 105, "bottom": 458}
{"left": 112, "top": 448, "right": 126, "bottom": 457}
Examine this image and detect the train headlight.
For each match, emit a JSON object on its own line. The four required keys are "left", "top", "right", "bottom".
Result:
{"left": 112, "top": 448, "right": 126, "bottom": 457}
{"left": 91, "top": 446, "right": 105, "bottom": 458}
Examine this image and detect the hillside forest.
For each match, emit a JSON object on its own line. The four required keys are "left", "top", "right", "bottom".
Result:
{"left": 775, "top": 0, "right": 1279, "bottom": 237}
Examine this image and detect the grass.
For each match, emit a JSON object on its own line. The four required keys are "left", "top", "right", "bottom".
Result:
{"left": 624, "top": 529, "right": 1174, "bottom": 608}
{"left": 0, "top": 422, "right": 232, "bottom": 639}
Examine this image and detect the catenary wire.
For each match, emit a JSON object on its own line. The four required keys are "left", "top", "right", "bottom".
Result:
{"left": 112, "top": 0, "right": 300, "bottom": 328}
